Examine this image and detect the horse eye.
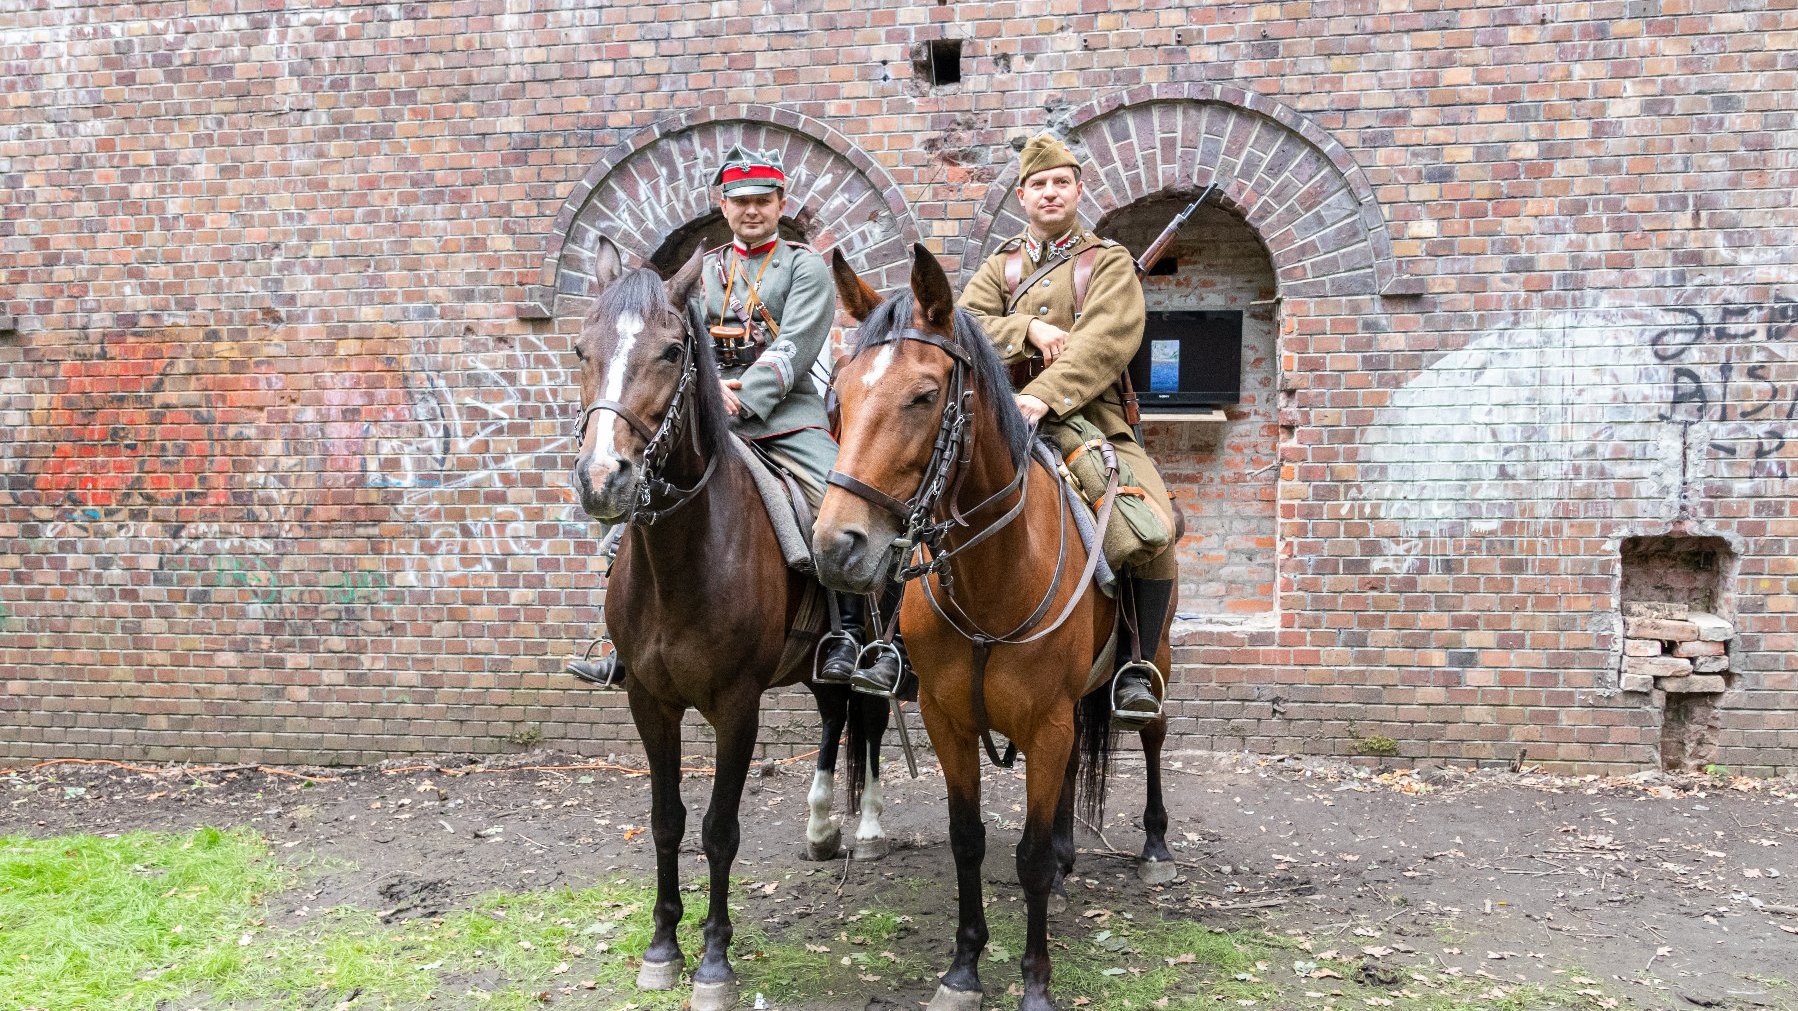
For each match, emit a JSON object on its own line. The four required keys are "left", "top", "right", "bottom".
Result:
{"left": 660, "top": 343, "right": 683, "bottom": 363}
{"left": 573, "top": 345, "right": 586, "bottom": 361}
{"left": 908, "top": 389, "right": 938, "bottom": 408}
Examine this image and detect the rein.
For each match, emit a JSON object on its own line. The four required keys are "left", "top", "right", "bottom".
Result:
{"left": 574, "top": 304, "right": 719, "bottom": 526}
{"left": 828, "top": 326, "right": 1120, "bottom": 767}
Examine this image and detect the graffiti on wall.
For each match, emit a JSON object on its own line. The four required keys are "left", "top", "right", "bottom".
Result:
{"left": 360, "top": 329, "right": 594, "bottom": 581}
{"left": 1343, "top": 298, "right": 1792, "bottom": 575}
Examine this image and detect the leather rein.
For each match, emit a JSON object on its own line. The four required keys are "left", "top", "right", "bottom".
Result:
{"left": 572, "top": 303, "right": 719, "bottom": 526}
{"left": 825, "top": 326, "right": 1120, "bottom": 767}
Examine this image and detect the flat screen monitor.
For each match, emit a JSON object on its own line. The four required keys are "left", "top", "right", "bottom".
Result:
{"left": 1128, "top": 309, "right": 1243, "bottom": 408}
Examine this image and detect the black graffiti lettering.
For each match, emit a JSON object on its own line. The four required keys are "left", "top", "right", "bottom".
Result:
{"left": 1740, "top": 363, "right": 1778, "bottom": 420}
{"left": 1770, "top": 296, "right": 1798, "bottom": 344}
{"left": 1650, "top": 307, "right": 1707, "bottom": 362}
{"left": 1754, "top": 430, "right": 1787, "bottom": 459}
{"left": 1660, "top": 366, "right": 1711, "bottom": 423}
{"left": 1715, "top": 302, "right": 1758, "bottom": 343}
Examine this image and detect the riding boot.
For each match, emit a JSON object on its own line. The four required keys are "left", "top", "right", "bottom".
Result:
{"left": 1112, "top": 576, "right": 1176, "bottom": 726}
{"left": 849, "top": 633, "right": 908, "bottom": 698}
{"left": 815, "top": 592, "right": 866, "bottom": 684}
{"left": 566, "top": 641, "right": 624, "bottom": 689}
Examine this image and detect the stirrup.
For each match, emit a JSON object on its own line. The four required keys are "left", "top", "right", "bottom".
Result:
{"left": 565, "top": 637, "right": 623, "bottom": 689}
{"left": 849, "top": 640, "right": 906, "bottom": 698}
{"left": 1109, "top": 659, "right": 1166, "bottom": 725}
{"left": 813, "top": 630, "right": 860, "bottom": 684}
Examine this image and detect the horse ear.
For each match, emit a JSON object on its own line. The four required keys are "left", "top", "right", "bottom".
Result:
{"left": 908, "top": 242, "right": 954, "bottom": 332}
{"left": 593, "top": 236, "right": 626, "bottom": 292}
{"left": 830, "top": 248, "right": 884, "bottom": 323}
{"left": 664, "top": 248, "right": 705, "bottom": 311}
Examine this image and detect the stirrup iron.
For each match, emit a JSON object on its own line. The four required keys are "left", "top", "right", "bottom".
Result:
{"left": 849, "top": 640, "right": 906, "bottom": 698}
{"left": 1110, "top": 658, "right": 1166, "bottom": 725}
{"left": 565, "top": 637, "right": 623, "bottom": 689}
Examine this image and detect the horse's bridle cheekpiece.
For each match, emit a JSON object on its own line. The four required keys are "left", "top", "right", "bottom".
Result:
{"left": 574, "top": 301, "right": 718, "bottom": 525}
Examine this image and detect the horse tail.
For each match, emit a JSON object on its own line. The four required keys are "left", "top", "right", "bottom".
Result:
{"left": 1074, "top": 687, "right": 1115, "bottom": 830}
{"left": 843, "top": 691, "right": 887, "bottom": 819}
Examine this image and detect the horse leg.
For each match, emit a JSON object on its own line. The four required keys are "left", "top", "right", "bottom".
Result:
{"left": 691, "top": 697, "right": 759, "bottom": 1011}
{"left": 927, "top": 731, "right": 988, "bottom": 1011}
{"left": 1047, "top": 743, "right": 1079, "bottom": 916}
{"left": 804, "top": 684, "right": 848, "bottom": 861}
{"left": 628, "top": 688, "right": 687, "bottom": 991}
{"left": 1136, "top": 714, "right": 1178, "bottom": 884}
{"left": 1017, "top": 729, "right": 1075, "bottom": 1011}
{"left": 850, "top": 692, "right": 893, "bottom": 859}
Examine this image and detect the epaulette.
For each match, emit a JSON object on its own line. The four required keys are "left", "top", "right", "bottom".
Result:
{"left": 1096, "top": 238, "right": 1119, "bottom": 248}
{"left": 996, "top": 236, "right": 1026, "bottom": 252}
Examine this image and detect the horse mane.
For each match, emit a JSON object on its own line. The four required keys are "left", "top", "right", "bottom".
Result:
{"left": 590, "top": 267, "right": 731, "bottom": 459}
{"left": 850, "top": 293, "right": 1033, "bottom": 468}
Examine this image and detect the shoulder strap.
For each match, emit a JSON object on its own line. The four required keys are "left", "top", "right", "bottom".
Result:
{"left": 1071, "top": 246, "right": 1102, "bottom": 316}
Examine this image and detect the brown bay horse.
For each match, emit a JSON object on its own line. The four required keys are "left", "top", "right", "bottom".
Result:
{"left": 813, "top": 245, "right": 1177, "bottom": 1011}
{"left": 570, "top": 241, "right": 892, "bottom": 1011}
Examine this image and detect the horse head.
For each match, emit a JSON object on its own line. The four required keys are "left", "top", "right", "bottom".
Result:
{"left": 570, "top": 239, "right": 707, "bottom": 522}
{"left": 816, "top": 243, "right": 1022, "bottom": 595}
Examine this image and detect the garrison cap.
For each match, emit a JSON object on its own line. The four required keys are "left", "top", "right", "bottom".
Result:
{"left": 714, "top": 144, "right": 786, "bottom": 197}
{"left": 1017, "top": 133, "right": 1080, "bottom": 185}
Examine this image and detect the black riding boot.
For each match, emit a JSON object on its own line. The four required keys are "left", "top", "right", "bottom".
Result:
{"left": 566, "top": 640, "right": 624, "bottom": 689}
{"left": 849, "top": 634, "right": 909, "bottom": 699}
{"left": 815, "top": 592, "right": 866, "bottom": 684}
{"left": 1112, "top": 576, "right": 1176, "bottom": 726}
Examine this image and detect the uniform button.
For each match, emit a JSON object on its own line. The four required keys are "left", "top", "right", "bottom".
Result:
{"left": 1063, "top": 397, "right": 1073, "bottom": 406}
{"left": 1038, "top": 306, "right": 1048, "bottom": 314}
{"left": 1040, "top": 279, "right": 1051, "bottom": 288}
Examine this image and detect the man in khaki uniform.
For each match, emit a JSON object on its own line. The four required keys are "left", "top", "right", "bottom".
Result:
{"left": 960, "top": 134, "right": 1178, "bottom": 724}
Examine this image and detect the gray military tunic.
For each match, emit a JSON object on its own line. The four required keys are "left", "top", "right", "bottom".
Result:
{"left": 695, "top": 238, "right": 839, "bottom": 506}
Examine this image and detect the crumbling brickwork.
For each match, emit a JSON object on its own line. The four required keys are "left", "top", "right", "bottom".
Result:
{"left": 3, "top": 1, "right": 1794, "bottom": 772}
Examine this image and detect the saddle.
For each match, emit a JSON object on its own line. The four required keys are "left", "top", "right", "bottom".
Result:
{"left": 730, "top": 434, "right": 842, "bottom": 684}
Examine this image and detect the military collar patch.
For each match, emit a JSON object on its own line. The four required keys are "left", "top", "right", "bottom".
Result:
{"left": 1024, "top": 228, "right": 1082, "bottom": 264}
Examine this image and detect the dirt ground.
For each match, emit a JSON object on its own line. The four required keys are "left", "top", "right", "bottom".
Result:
{"left": 5, "top": 747, "right": 1798, "bottom": 1010}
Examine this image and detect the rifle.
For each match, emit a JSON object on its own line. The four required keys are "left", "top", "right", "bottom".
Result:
{"left": 1112, "top": 183, "right": 1216, "bottom": 436}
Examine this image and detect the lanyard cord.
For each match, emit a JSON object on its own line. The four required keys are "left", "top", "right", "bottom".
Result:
{"left": 719, "top": 244, "right": 776, "bottom": 330}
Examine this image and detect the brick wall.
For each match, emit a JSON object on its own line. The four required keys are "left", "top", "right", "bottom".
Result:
{"left": 3, "top": 0, "right": 1794, "bottom": 773}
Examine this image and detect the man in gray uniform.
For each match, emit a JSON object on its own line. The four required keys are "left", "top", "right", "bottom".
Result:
{"left": 695, "top": 144, "right": 874, "bottom": 684}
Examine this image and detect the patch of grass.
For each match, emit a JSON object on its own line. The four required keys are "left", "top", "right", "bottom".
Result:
{"left": 1358, "top": 734, "right": 1402, "bottom": 757}
{"left": 0, "top": 826, "right": 284, "bottom": 1011}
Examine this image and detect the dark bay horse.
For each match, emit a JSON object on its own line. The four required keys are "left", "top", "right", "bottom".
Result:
{"left": 569, "top": 240, "right": 891, "bottom": 1011}
{"left": 813, "top": 245, "right": 1176, "bottom": 1011}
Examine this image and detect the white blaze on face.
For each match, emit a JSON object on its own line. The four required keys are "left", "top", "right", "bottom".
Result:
{"left": 805, "top": 768, "right": 835, "bottom": 846}
{"left": 589, "top": 311, "right": 644, "bottom": 464}
{"left": 861, "top": 343, "right": 896, "bottom": 388}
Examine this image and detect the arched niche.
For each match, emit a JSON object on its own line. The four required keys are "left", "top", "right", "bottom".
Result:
{"left": 524, "top": 106, "right": 921, "bottom": 317}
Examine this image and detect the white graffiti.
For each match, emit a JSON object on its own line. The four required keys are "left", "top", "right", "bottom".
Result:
{"left": 362, "top": 331, "right": 592, "bottom": 582}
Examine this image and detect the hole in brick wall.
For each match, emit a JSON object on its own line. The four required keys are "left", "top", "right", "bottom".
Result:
{"left": 646, "top": 213, "right": 810, "bottom": 278}
{"left": 1617, "top": 534, "right": 1736, "bottom": 771}
{"left": 917, "top": 39, "right": 962, "bottom": 87}
{"left": 1146, "top": 255, "right": 1179, "bottom": 276}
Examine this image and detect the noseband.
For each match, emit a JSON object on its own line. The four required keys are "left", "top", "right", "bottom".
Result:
{"left": 574, "top": 303, "right": 718, "bottom": 525}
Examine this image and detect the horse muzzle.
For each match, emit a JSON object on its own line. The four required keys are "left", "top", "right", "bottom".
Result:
{"left": 573, "top": 454, "right": 638, "bottom": 523}
{"left": 812, "top": 520, "right": 899, "bottom": 596}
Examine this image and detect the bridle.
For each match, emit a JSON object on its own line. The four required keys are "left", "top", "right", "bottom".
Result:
{"left": 573, "top": 302, "right": 718, "bottom": 526}
{"left": 825, "top": 322, "right": 1122, "bottom": 769}
{"left": 824, "top": 328, "right": 1032, "bottom": 589}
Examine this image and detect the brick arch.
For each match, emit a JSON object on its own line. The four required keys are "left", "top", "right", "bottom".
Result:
{"left": 523, "top": 106, "right": 922, "bottom": 317}
{"left": 958, "top": 84, "right": 1417, "bottom": 298}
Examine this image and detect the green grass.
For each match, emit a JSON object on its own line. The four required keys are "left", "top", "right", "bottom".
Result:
{"left": 0, "top": 826, "right": 284, "bottom": 1011}
{"left": 0, "top": 828, "right": 1635, "bottom": 1011}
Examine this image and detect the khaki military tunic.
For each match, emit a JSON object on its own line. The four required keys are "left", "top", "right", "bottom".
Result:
{"left": 958, "top": 228, "right": 1177, "bottom": 579}
{"left": 695, "top": 238, "right": 839, "bottom": 507}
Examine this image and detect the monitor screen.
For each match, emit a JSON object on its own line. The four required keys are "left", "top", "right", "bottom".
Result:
{"left": 1128, "top": 309, "right": 1243, "bottom": 408}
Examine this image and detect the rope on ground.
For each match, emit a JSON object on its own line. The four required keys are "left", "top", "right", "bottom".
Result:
{"left": 378, "top": 750, "right": 823, "bottom": 780}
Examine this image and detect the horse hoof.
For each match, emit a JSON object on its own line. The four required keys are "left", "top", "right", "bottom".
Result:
{"left": 636, "top": 958, "right": 682, "bottom": 990}
{"left": 927, "top": 983, "right": 984, "bottom": 1011}
{"left": 851, "top": 835, "right": 891, "bottom": 861}
{"left": 690, "top": 979, "right": 740, "bottom": 1011}
{"left": 1137, "top": 857, "right": 1179, "bottom": 885}
{"left": 803, "top": 831, "right": 843, "bottom": 861}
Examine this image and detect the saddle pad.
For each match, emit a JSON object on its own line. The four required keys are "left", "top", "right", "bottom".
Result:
{"left": 728, "top": 434, "right": 816, "bottom": 573}
{"left": 1034, "top": 439, "right": 1117, "bottom": 596}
